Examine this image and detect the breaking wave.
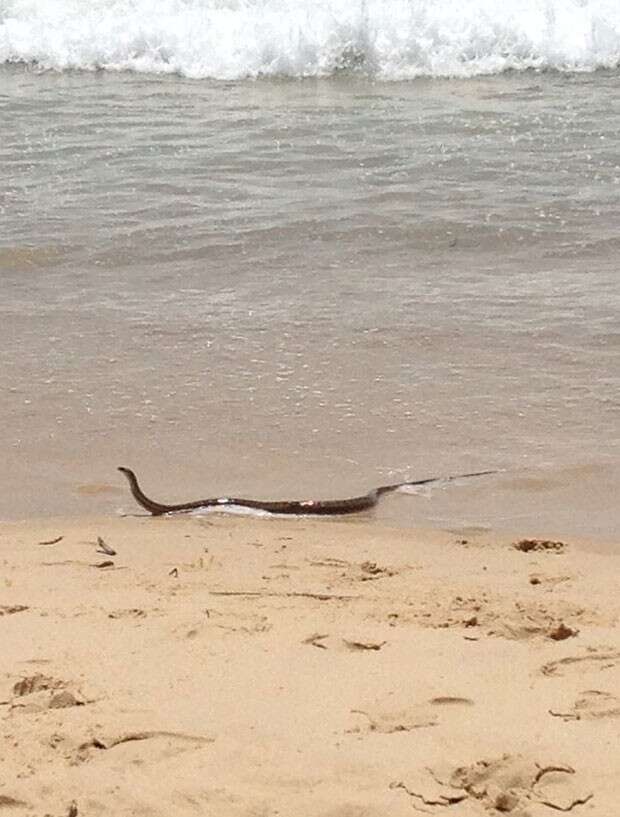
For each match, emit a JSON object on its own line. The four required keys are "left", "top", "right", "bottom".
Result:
{"left": 1, "top": 0, "right": 619, "bottom": 80}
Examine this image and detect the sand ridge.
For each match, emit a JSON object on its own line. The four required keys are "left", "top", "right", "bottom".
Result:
{"left": 0, "top": 515, "right": 618, "bottom": 815}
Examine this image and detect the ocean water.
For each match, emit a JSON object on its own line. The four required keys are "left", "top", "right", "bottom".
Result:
{"left": 1, "top": 1, "right": 619, "bottom": 539}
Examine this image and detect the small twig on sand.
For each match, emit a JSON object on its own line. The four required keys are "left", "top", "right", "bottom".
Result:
{"left": 96, "top": 537, "right": 117, "bottom": 556}
{"left": 303, "top": 633, "right": 329, "bottom": 649}
{"left": 549, "top": 709, "right": 580, "bottom": 721}
{"left": 210, "top": 590, "right": 361, "bottom": 601}
{"left": 38, "top": 536, "right": 64, "bottom": 546}
{"left": 0, "top": 605, "right": 29, "bottom": 616}
{"left": 343, "top": 639, "right": 386, "bottom": 651}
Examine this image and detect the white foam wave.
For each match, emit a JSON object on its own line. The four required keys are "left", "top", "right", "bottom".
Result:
{"left": 1, "top": 0, "right": 619, "bottom": 79}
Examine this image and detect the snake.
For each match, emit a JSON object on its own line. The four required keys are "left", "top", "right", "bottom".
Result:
{"left": 118, "top": 465, "right": 496, "bottom": 517}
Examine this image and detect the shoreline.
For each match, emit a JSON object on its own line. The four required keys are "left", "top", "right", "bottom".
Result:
{"left": 3, "top": 461, "right": 618, "bottom": 545}
{"left": 1, "top": 513, "right": 619, "bottom": 815}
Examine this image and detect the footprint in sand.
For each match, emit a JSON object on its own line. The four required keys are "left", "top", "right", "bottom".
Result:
{"left": 348, "top": 697, "right": 474, "bottom": 735}
{"left": 529, "top": 573, "right": 572, "bottom": 587}
{"left": 107, "top": 608, "right": 147, "bottom": 619}
{"left": 541, "top": 650, "right": 620, "bottom": 677}
{"left": 306, "top": 558, "right": 400, "bottom": 584}
{"left": 491, "top": 618, "right": 579, "bottom": 642}
{"left": 391, "top": 754, "right": 592, "bottom": 814}
{"left": 417, "top": 595, "right": 588, "bottom": 642}
{"left": 75, "top": 730, "right": 214, "bottom": 765}
{"left": 358, "top": 561, "right": 398, "bottom": 582}
{"left": 550, "top": 689, "right": 620, "bottom": 721}
{"left": 8, "top": 674, "right": 87, "bottom": 713}
{"left": 348, "top": 707, "right": 438, "bottom": 734}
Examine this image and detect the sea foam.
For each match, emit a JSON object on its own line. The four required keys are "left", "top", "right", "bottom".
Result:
{"left": 1, "top": 0, "right": 619, "bottom": 79}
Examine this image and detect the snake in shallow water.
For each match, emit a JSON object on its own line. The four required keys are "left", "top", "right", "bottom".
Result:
{"left": 118, "top": 466, "right": 496, "bottom": 517}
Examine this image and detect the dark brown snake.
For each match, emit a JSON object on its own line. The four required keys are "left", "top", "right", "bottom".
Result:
{"left": 118, "top": 466, "right": 496, "bottom": 517}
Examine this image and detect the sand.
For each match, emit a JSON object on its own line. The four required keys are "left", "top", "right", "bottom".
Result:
{"left": 1, "top": 513, "right": 619, "bottom": 816}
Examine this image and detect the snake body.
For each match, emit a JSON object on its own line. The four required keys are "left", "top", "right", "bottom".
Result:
{"left": 118, "top": 466, "right": 495, "bottom": 517}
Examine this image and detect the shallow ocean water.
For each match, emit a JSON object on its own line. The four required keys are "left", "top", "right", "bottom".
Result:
{"left": 1, "top": 17, "right": 619, "bottom": 537}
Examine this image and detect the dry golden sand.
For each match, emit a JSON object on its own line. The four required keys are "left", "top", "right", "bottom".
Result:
{"left": 1, "top": 514, "right": 619, "bottom": 816}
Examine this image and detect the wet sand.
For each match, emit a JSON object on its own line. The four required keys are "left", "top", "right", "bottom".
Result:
{"left": 1, "top": 513, "right": 619, "bottom": 815}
